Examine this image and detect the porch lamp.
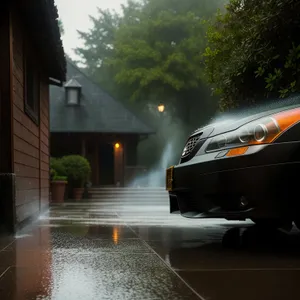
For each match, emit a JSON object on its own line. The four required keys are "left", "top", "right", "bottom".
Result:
{"left": 64, "top": 78, "right": 82, "bottom": 105}
{"left": 157, "top": 103, "right": 165, "bottom": 113}
{"left": 114, "top": 142, "right": 120, "bottom": 149}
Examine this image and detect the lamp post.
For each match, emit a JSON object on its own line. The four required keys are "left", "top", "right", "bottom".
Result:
{"left": 157, "top": 103, "right": 165, "bottom": 113}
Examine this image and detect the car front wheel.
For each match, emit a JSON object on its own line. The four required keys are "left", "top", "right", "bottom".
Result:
{"left": 251, "top": 218, "right": 293, "bottom": 231}
{"left": 294, "top": 219, "right": 300, "bottom": 230}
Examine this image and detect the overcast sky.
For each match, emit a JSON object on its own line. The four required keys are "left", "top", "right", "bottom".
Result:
{"left": 55, "top": 0, "right": 125, "bottom": 58}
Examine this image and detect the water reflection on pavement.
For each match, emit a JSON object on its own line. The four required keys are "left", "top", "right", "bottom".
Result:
{"left": 0, "top": 197, "right": 300, "bottom": 300}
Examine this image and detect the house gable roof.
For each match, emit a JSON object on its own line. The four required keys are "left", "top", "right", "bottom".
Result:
{"left": 50, "top": 61, "right": 155, "bottom": 134}
{"left": 65, "top": 78, "right": 82, "bottom": 88}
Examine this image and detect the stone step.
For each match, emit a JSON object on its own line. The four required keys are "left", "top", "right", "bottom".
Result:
{"left": 87, "top": 187, "right": 169, "bottom": 201}
{"left": 89, "top": 189, "right": 167, "bottom": 192}
{"left": 89, "top": 190, "right": 167, "bottom": 196}
{"left": 89, "top": 193, "right": 168, "bottom": 198}
{"left": 89, "top": 194, "right": 168, "bottom": 199}
{"left": 89, "top": 192, "right": 168, "bottom": 196}
{"left": 88, "top": 197, "right": 169, "bottom": 204}
{"left": 86, "top": 201, "right": 168, "bottom": 205}
{"left": 89, "top": 191, "right": 168, "bottom": 196}
{"left": 51, "top": 201, "right": 168, "bottom": 206}
{"left": 89, "top": 187, "right": 166, "bottom": 192}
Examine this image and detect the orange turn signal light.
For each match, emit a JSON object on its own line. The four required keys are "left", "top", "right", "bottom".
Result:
{"left": 226, "top": 146, "right": 249, "bottom": 157}
{"left": 272, "top": 107, "right": 300, "bottom": 138}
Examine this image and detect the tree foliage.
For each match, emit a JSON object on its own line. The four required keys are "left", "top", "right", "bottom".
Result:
{"left": 76, "top": 9, "right": 120, "bottom": 75}
{"left": 110, "top": 0, "right": 224, "bottom": 123}
{"left": 204, "top": 0, "right": 300, "bottom": 110}
{"left": 58, "top": 19, "right": 65, "bottom": 36}
{"left": 75, "top": 0, "right": 226, "bottom": 167}
{"left": 76, "top": 0, "right": 225, "bottom": 126}
{"left": 75, "top": 8, "right": 120, "bottom": 93}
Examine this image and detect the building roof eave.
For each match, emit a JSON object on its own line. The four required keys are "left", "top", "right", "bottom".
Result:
{"left": 17, "top": 0, "right": 66, "bottom": 82}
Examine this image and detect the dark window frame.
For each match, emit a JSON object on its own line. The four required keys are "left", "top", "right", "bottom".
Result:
{"left": 24, "top": 52, "right": 40, "bottom": 125}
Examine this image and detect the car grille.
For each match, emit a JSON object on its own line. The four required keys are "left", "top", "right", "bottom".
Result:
{"left": 181, "top": 134, "right": 202, "bottom": 158}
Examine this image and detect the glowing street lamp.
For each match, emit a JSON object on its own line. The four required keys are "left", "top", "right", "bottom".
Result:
{"left": 157, "top": 103, "right": 165, "bottom": 113}
{"left": 114, "top": 142, "right": 120, "bottom": 149}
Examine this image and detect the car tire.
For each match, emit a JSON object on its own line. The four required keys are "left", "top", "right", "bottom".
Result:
{"left": 294, "top": 219, "right": 300, "bottom": 230}
{"left": 222, "top": 227, "right": 241, "bottom": 249}
{"left": 251, "top": 218, "right": 293, "bottom": 231}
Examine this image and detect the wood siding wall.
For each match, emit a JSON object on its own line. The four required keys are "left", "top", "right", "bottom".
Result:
{"left": 40, "top": 81, "right": 50, "bottom": 211}
{"left": 11, "top": 12, "right": 50, "bottom": 224}
{"left": 0, "top": 7, "right": 15, "bottom": 232}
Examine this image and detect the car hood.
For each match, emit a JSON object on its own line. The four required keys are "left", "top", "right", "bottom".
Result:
{"left": 191, "top": 103, "right": 300, "bottom": 138}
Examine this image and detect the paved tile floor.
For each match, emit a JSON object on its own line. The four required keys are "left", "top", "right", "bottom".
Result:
{"left": 1, "top": 196, "right": 300, "bottom": 299}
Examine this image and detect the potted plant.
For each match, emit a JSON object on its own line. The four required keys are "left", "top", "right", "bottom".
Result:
{"left": 60, "top": 155, "right": 91, "bottom": 201}
{"left": 51, "top": 175, "right": 68, "bottom": 203}
{"left": 50, "top": 158, "right": 68, "bottom": 203}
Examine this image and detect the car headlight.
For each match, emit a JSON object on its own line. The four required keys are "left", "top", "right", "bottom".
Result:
{"left": 205, "top": 107, "right": 300, "bottom": 153}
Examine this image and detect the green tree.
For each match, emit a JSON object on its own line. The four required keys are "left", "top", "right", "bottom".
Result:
{"left": 58, "top": 19, "right": 65, "bottom": 36}
{"left": 76, "top": 8, "right": 120, "bottom": 75}
{"left": 75, "top": 2, "right": 146, "bottom": 103}
{"left": 204, "top": 0, "right": 300, "bottom": 110}
{"left": 75, "top": 0, "right": 226, "bottom": 168}
{"left": 75, "top": 8, "right": 120, "bottom": 94}
{"left": 110, "top": 0, "right": 225, "bottom": 126}
{"left": 76, "top": 0, "right": 225, "bottom": 127}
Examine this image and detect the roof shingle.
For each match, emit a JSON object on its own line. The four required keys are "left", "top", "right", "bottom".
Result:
{"left": 50, "top": 61, "right": 155, "bottom": 134}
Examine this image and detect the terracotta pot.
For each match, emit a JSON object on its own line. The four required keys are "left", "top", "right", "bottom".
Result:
{"left": 51, "top": 181, "right": 67, "bottom": 203}
{"left": 73, "top": 188, "right": 84, "bottom": 201}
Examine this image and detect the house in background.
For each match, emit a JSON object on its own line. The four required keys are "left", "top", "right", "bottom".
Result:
{"left": 50, "top": 61, "right": 154, "bottom": 187}
{"left": 0, "top": 1, "right": 66, "bottom": 232}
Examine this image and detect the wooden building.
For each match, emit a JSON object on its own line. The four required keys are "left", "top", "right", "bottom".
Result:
{"left": 0, "top": 1, "right": 66, "bottom": 232}
{"left": 50, "top": 61, "right": 154, "bottom": 187}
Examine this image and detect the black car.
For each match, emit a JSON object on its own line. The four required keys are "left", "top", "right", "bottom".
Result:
{"left": 166, "top": 104, "right": 300, "bottom": 229}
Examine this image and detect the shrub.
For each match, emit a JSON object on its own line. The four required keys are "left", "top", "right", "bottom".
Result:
{"left": 52, "top": 175, "right": 68, "bottom": 182}
{"left": 50, "top": 168, "right": 57, "bottom": 180}
{"left": 50, "top": 157, "right": 66, "bottom": 176}
{"left": 60, "top": 155, "right": 91, "bottom": 188}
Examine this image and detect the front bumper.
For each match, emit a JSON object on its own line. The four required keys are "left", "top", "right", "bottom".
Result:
{"left": 167, "top": 141, "right": 300, "bottom": 220}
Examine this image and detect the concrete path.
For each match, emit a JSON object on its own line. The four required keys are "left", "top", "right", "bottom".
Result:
{"left": 0, "top": 188, "right": 300, "bottom": 299}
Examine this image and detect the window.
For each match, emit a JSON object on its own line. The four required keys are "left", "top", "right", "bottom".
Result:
{"left": 24, "top": 56, "right": 39, "bottom": 124}
{"left": 66, "top": 88, "right": 79, "bottom": 105}
{"left": 64, "top": 78, "right": 82, "bottom": 106}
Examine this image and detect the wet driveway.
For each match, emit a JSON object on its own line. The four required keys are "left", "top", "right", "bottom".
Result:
{"left": 0, "top": 189, "right": 300, "bottom": 299}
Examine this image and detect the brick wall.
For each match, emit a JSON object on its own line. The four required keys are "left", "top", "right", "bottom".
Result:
{"left": 12, "top": 12, "right": 50, "bottom": 224}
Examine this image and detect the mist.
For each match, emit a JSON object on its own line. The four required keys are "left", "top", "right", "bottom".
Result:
{"left": 130, "top": 114, "right": 189, "bottom": 188}
{"left": 129, "top": 142, "right": 174, "bottom": 187}
{"left": 129, "top": 94, "right": 300, "bottom": 188}
{"left": 210, "top": 93, "right": 300, "bottom": 125}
